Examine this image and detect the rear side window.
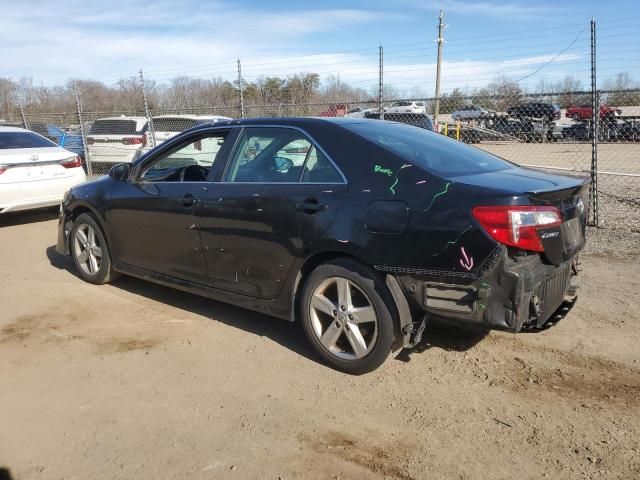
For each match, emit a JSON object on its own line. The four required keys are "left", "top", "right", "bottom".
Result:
{"left": 301, "top": 147, "right": 342, "bottom": 183}
{"left": 90, "top": 120, "right": 140, "bottom": 135}
{"left": 0, "top": 131, "right": 57, "bottom": 149}
{"left": 152, "top": 118, "right": 197, "bottom": 132}
{"left": 224, "top": 127, "right": 342, "bottom": 183}
{"left": 347, "top": 122, "right": 513, "bottom": 177}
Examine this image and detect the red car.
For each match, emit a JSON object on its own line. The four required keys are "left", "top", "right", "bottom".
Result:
{"left": 565, "top": 105, "right": 621, "bottom": 121}
{"left": 318, "top": 104, "right": 348, "bottom": 117}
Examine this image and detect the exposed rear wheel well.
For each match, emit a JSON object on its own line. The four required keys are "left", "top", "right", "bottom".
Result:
{"left": 292, "top": 252, "right": 363, "bottom": 323}
{"left": 291, "top": 252, "right": 404, "bottom": 334}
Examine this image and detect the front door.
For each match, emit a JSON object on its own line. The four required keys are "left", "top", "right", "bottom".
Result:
{"left": 106, "top": 130, "right": 230, "bottom": 283}
{"left": 199, "top": 126, "right": 347, "bottom": 299}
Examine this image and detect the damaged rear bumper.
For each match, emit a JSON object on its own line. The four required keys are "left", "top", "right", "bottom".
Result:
{"left": 385, "top": 248, "right": 579, "bottom": 337}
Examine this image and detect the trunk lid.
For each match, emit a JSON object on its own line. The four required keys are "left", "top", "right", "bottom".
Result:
{"left": 453, "top": 167, "right": 589, "bottom": 264}
{"left": 0, "top": 147, "right": 78, "bottom": 183}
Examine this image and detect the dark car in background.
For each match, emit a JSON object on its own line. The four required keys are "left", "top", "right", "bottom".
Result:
{"left": 364, "top": 112, "right": 434, "bottom": 130}
{"left": 56, "top": 117, "right": 587, "bottom": 374}
{"left": 507, "top": 103, "right": 561, "bottom": 121}
{"left": 488, "top": 116, "right": 552, "bottom": 142}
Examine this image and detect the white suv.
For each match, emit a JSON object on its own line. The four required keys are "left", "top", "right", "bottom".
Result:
{"left": 384, "top": 101, "right": 426, "bottom": 114}
{"left": 150, "top": 115, "right": 232, "bottom": 145}
{"left": 86, "top": 116, "right": 148, "bottom": 164}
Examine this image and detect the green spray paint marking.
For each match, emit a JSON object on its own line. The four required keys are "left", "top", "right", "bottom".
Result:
{"left": 479, "top": 281, "right": 491, "bottom": 289}
{"left": 374, "top": 165, "right": 393, "bottom": 176}
{"left": 390, "top": 164, "right": 412, "bottom": 195}
{"left": 477, "top": 303, "right": 486, "bottom": 310}
{"left": 430, "top": 225, "right": 472, "bottom": 257}
{"left": 424, "top": 181, "right": 453, "bottom": 213}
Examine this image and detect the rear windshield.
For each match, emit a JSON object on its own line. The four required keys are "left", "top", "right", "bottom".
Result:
{"left": 89, "top": 120, "right": 141, "bottom": 135}
{"left": 152, "top": 118, "right": 197, "bottom": 132}
{"left": 346, "top": 121, "right": 513, "bottom": 177}
{"left": 0, "top": 131, "right": 57, "bottom": 149}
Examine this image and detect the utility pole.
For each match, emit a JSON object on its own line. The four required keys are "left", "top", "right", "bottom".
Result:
{"left": 19, "top": 102, "right": 28, "bottom": 130}
{"left": 74, "top": 87, "right": 92, "bottom": 176}
{"left": 237, "top": 58, "right": 245, "bottom": 118}
{"left": 433, "top": 9, "right": 446, "bottom": 130}
{"left": 139, "top": 69, "right": 155, "bottom": 148}
{"left": 589, "top": 17, "right": 599, "bottom": 227}
{"left": 378, "top": 45, "right": 384, "bottom": 120}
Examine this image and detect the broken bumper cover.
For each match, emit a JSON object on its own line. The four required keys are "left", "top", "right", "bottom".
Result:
{"left": 384, "top": 249, "right": 579, "bottom": 333}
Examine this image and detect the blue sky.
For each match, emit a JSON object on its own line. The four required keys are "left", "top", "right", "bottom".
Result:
{"left": 0, "top": 0, "right": 638, "bottom": 94}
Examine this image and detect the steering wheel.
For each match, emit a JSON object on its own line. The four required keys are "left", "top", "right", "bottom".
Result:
{"left": 179, "top": 164, "right": 208, "bottom": 182}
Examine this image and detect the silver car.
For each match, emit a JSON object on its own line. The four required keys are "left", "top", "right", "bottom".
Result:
{"left": 451, "top": 105, "right": 489, "bottom": 121}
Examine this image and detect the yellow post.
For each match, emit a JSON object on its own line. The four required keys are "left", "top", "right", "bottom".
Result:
{"left": 456, "top": 122, "right": 460, "bottom": 141}
{"left": 443, "top": 123, "right": 448, "bottom": 136}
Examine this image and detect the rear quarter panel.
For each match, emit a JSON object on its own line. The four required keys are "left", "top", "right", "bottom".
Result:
{"left": 304, "top": 125, "right": 499, "bottom": 279}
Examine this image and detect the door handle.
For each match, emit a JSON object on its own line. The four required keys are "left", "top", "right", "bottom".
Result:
{"left": 296, "top": 198, "right": 327, "bottom": 214}
{"left": 178, "top": 194, "right": 198, "bottom": 207}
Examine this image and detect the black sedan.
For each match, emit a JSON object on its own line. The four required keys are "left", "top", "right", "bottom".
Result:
{"left": 56, "top": 118, "right": 588, "bottom": 374}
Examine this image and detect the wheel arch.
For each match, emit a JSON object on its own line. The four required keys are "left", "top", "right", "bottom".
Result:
{"left": 67, "top": 202, "right": 112, "bottom": 255}
{"left": 289, "top": 250, "right": 412, "bottom": 350}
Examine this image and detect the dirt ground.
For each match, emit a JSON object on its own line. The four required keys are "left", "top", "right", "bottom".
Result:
{"left": 0, "top": 210, "right": 639, "bottom": 480}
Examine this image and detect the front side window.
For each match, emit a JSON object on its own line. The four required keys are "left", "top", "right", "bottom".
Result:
{"left": 141, "top": 133, "right": 226, "bottom": 182}
{"left": 224, "top": 127, "right": 342, "bottom": 183}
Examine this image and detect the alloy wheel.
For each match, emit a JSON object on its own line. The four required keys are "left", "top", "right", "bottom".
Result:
{"left": 73, "top": 223, "right": 103, "bottom": 276}
{"left": 309, "top": 276, "right": 378, "bottom": 360}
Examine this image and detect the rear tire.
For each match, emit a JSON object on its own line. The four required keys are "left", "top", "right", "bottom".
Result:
{"left": 300, "top": 258, "right": 397, "bottom": 374}
{"left": 70, "top": 213, "right": 119, "bottom": 285}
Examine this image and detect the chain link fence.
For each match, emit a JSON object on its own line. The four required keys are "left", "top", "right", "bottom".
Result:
{"left": 12, "top": 88, "right": 640, "bottom": 237}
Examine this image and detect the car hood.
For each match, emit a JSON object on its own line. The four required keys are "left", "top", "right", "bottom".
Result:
{"left": 449, "top": 167, "right": 588, "bottom": 195}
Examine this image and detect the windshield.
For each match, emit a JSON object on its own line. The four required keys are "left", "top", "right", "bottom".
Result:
{"left": 0, "top": 131, "right": 58, "bottom": 149}
{"left": 346, "top": 121, "right": 513, "bottom": 177}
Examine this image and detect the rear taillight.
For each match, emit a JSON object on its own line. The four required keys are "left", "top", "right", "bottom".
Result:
{"left": 86, "top": 137, "right": 95, "bottom": 145}
{"left": 60, "top": 156, "right": 83, "bottom": 169}
{"left": 472, "top": 205, "right": 562, "bottom": 252}
{"left": 122, "top": 136, "right": 145, "bottom": 146}
{"left": 0, "top": 165, "right": 7, "bottom": 175}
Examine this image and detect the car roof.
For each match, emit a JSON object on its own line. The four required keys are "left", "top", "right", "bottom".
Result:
{"left": 0, "top": 126, "right": 31, "bottom": 133}
{"left": 152, "top": 114, "right": 232, "bottom": 120}
{"left": 190, "top": 117, "right": 371, "bottom": 129}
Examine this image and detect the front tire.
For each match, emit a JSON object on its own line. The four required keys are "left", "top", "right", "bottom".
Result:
{"left": 300, "top": 258, "right": 397, "bottom": 374}
{"left": 70, "top": 213, "right": 119, "bottom": 285}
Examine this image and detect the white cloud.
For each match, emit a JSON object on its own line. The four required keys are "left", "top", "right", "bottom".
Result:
{"left": 0, "top": 0, "right": 394, "bottom": 84}
{"left": 0, "top": 0, "right": 583, "bottom": 94}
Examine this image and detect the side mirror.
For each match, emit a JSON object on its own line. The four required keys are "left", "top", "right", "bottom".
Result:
{"left": 109, "top": 163, "right": 131, "bottom": 181}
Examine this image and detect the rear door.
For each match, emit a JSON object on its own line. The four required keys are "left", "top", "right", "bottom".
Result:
{"left": 198, "top": 126, "right": 347, "bottom": 299}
